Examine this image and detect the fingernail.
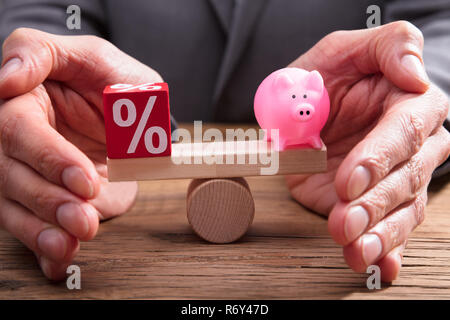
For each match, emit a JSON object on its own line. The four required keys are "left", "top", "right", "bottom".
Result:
{"left": 62, "top": 166, "right": 94, "bottom": 198}
{"left": 401, "top": 54, "right": 429, "bottom": 84}
{"left": 0, "top": 57, "right": 22, "bottom": 81}
{"left": 396, "top": 253, "right": 402, "bottom": 267}
{"left": 37, "top": 228, "right": 67, "bottom": 261}
{"left": 347, "top": 166, "right": 371, "bottom": 200}
{"left": 39, "top": 256, "right": 52, "bottom": 279}
{"left": 56, "top": 203, "right": 90, "bottom": 238}
{"left": 80, "top": 202, "right": 100, "bottom": 235}
{"left": 392, "top": 253, "right": 403, "bottom": 281}
{"left": 344, "top": 206, "right": 369, "bottom": 242}
{"left": 362, "top": 234, "right": 382, "bottom": 265}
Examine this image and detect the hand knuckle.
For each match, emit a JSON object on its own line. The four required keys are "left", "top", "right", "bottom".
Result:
{"left": 412, "top": 195, "right": 426, "bottom": 225}
{"left": 3, "top": 28, "right": 32, "bottom": 49}
{"left": 426, "top": 85, "right": 449, "bottom": 124}
{"left": 9, "top": 27, "right": 33, "bottom": 39}
{"left": 86, "top": 35, "right": 114, "bottom": 58}
{"left": 384, "top": 219, "right": 402, "bottom": 244}
{"left": 33, "top": 145, "right": 61, "bottom": 180}
{"left": 0, "top": 113, "right": 24, "bottom": 156}
{"left": 87, "top": 36, "right": 113, "bottom": 61}
{"left": 400, "top": 112, "right": 426, "bottom": 155}
{"left": 83, "top": 34, "right": 108, "bottom": 45}
{"left": 390, "top": 21, "right": 424, "bottom": 46}
{"left": 317, "top": 30, "right": 349, "bottom": 58}
{"left": 0, "top": 157, "right": 14, "bottom": 192}
{"left": 365, "top": 150, "right": 390, "bottom": 179}
{"left": 78, "top": 35, "right": 118, "bottom": 74}
{"left": 29, "top": 85, "right": 52, "bottom": 117}
{"left": 436, "top": 101, "right": 450, "bottom": 125}
{"left": 327, "top": 30, "right": 348, "bottom": 41}
{"left": 405, "top": 155, "right": 426, "bottom": 197}
{"left": 31, "top": 186, "right": 58, "bottom": 219}
{"left": 361, "top": 185, "right": 392, "bottom": 223}
{"left": 3, "top": 28, "right": 47, "bottom": 60}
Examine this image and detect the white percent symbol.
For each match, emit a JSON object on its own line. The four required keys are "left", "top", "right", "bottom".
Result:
{"left": 112, "top": 95, "right": 167, "bottom": 155}
{"left": 110, "top": 83, "right": 162, "bottom": 92}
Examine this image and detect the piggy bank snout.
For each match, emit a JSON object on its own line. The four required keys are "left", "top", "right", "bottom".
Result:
{"left": 292, "top": 104, "right": 315, "bottom": 122}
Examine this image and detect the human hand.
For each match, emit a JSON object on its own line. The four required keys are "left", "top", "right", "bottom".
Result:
{"left": 0, "top": 28, "right": 163, "bottom": 279}
{"left": 285, "top": 21, "right": 450, "bottom": 282}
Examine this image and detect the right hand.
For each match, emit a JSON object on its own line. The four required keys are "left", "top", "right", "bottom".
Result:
{"left": 285, "top": 21, "right": 450, "bottom": 281}
{"left": 0, "top": 28, "right": 163, "bottom": 279}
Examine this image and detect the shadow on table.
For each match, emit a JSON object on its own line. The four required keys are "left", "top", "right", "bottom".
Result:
{"left": 428, "top": 173, "right": 450, "bottom": 199}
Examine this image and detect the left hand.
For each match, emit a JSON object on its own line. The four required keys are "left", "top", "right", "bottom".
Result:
{"left": 286, "top": 21, "right": 450, "bottom": 282}
{"left": 0, "top": 29, "right": 163, "bottom": 279}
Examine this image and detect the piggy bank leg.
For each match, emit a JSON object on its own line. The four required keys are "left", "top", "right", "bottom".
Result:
{"left": 307, "top": 135, "right": 323, "bottom": 149}
{"left": 263, "top": 129, "right": 271, "bottom": 142}
{"left": 272, "top": 137, "right": 288, "bottom": 151}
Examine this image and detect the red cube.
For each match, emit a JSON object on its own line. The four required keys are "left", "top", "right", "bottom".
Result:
{"left": 103, "top": 82, "right": 172, "bottom": 159}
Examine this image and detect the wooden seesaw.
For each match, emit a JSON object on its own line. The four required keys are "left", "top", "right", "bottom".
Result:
{"left": 107, "top": 140, "right": 326, "bottom": 243}
{"left": 103, "top": 81, "right": 327, "bottom": 243}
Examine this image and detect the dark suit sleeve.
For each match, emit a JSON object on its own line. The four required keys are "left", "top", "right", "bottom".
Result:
{"left": 384, "top": 0, "right": 450, "bottom": 178}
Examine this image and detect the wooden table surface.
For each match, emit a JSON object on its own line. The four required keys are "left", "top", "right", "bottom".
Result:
{"left": 0, "top": 125, "right": 449, "bottom": 299}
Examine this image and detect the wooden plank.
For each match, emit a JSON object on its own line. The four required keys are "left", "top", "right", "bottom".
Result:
{"left": 107, "top": 140, "right": 327, "bottom": 181}
{"left": 3, "top": 123, "right": 450, "bottom": 299}
{"left": 1, "top": 175, "right": 449, "bottom": 299}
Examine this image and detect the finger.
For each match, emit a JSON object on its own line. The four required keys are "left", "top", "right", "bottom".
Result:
{"left": 36, "top": 254, "right": 71, "bottom": 281}
{"left": 335, "top": 85, "right": 449, "bottom": 201}
{"left": 88, "top": 174, "right": 139, "bottom": 220}
{"left": 342, "top": 192, "right": 426, "bottom": 273}
{"left": 0, "top": 198, "right": 79, "bottom": 263}
{"left": 0, "top": 154, "right": 99, "bottom": 240}
{"left": 0, "top": 28, "right": 163, "bottom": 99}
{"left": 293, "top": 21, "right": 430, "bottom": 93}
{"left": 377, "top": 242, "right": 406, "bottom": 282}
{"left": 0, "top": 91, "right": 100, "bottom": 199}
{"left": 330, "top": 126, "right": 450, "bottom": 244}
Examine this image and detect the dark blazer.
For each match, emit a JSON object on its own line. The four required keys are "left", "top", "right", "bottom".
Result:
{"left": 0, "top": 0, "right": 449, "bottom": 175}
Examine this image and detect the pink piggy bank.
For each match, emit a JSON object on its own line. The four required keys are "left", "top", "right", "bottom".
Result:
{"left": 254, "top": 67, "right": 330, "bottom": 150}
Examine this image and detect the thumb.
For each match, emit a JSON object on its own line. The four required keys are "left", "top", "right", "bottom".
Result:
{"left": 0, "top": 28, "right": 162, "bottom": 99}
{"left": 292, "top": 21, "right": 430, "bottom": 93}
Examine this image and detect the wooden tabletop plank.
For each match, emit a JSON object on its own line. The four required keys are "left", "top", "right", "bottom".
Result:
{"left": 0, "top": 124, "right": 449, "bottom": 299}
{"left": 0, "top": 175, "right": 449, "bottom": 299}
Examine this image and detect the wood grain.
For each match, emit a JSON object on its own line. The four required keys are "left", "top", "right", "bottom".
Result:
{"left": 106, "top": 140, "right": 327, "bottom": 181}
{"left": 187, "top": 178, "right": 255, "bottom": 244}
{"left": 0, "top": 124, "right": 449, "bottom": 299}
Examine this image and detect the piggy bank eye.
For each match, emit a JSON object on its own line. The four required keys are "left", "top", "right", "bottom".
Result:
{"left": 292, "top": 95, "right": 296, "bottom": 99}
{"left": 303, "top": 94, "right": 307, "bottom": 99}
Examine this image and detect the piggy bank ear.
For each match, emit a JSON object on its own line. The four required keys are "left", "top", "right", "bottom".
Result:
{"left": 305, "top": 70, "right": 324, "bottom": 94}
{"left": 274, "top": 72, "right": 294, "bottom": 91}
